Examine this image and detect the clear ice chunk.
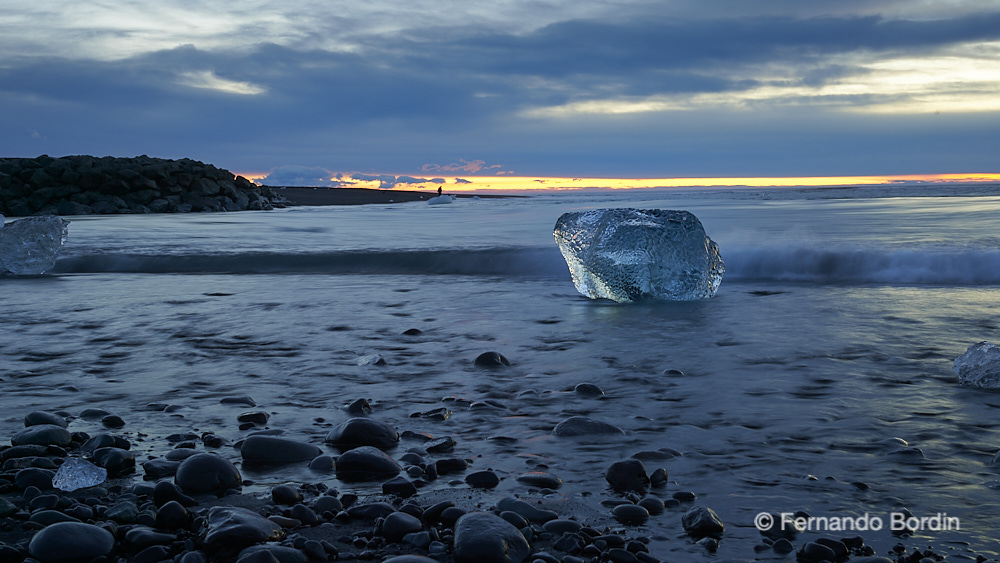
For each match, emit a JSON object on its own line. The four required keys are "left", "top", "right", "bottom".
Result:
{"left": 553, "top": 208, "right": 724, "bottom": 302}
{"left": 52, "top": 457, "right": 108, "bottom": 492}
{"left": 953, "top": 341, "right": 1000, "bottom": 388}
{"left": 0, "top": 215, "right": 69, "bottom": 275}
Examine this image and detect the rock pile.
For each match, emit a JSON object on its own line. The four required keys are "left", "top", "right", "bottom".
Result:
{"left": 0, "top": 155, "right": 280, "bottom": 216}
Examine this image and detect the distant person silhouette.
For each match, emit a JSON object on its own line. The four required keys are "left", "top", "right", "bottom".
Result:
{"left": 437, "top": 186, "right": 443, "bottom": 196}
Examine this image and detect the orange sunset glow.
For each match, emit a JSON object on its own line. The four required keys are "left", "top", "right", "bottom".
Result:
{"left": 242, "top": 172, "right": 1000, "bottom": 193}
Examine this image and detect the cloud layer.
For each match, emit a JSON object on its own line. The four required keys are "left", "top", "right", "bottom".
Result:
{"left": 2, "top": 1, "right": 999, "bottom": 177}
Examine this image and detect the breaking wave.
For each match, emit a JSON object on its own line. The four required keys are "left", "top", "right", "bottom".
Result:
{"left": 52, "top": 245, "right": 1000, "bottom": 285}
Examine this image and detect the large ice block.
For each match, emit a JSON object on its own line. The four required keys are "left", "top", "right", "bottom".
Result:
{"left": 553, "top": 208, "right": 724, "bottom": 302}
{"left": 0, "top": 215, "right": 69, "bottom": 275}
{"left": 954, "top": 341, "right": 1000, "bottom": 388}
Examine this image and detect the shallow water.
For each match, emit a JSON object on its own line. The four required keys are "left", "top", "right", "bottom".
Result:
{"left": 4, "top": 186, "right": 1000, "bottom": 559}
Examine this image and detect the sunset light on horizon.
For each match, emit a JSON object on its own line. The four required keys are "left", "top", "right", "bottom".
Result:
{"left": 241, "top": 171, "right": 1000, "bottom": 193}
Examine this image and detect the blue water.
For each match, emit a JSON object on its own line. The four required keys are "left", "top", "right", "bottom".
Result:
{"left": 4, "top": 185, "right": 1000, "bottom": 559}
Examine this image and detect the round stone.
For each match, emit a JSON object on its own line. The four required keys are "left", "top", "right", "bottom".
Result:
{"left": 241, "top": 435, "right": 322, "bottom": 464}
{"left": 12, "top": 424, "right": 72, "bottom": 447}
{"left": 474, "top": 351, "right": 511, "bottom": 368}
{"left": 454, "top": 512, "right": 530, "bottom": 563}
{"left": 681, "top": 506, "right": 725, "bottom": 539}
{"left": 605, "top": 459, "right": 649, "bottom": 492}
{"left": 271, "top": 484, "right": 301, "bottom": 505}
{"left": 573, "top": 383, "right": 605, "bottom": 396}
{"left": 325, "top": 418, "right": 398, "bottom": 451}
{"left": 516, "top": 471, "right": 562, "bottom": 489}
{"left": 335, "top": 446, "right": 401, "bottom": 481}
{"left": 382, "top": 511, "right": 423, "bottom": 542}
{"left": 175, "top": 453, "right": 242, "bottom": 494}
{"left": 466, "top": 470, "right": 501, "bottom": 489}
{"left": 204, "top": 506, "right": 284, "bottom": 550}
{"left": 24, "top": 411, "right": 68, "bottom": 428}
{"left": 552, "top": 416, "right": 625, "bottom": 437}
{"left": 155, "top": 500, "right": 189, "bottom": 529}
{"left": 611, "top": 504, "right": 650, "bottom": 524}
{"left": 28, "top": 522, "right": 115, "bottom": 562}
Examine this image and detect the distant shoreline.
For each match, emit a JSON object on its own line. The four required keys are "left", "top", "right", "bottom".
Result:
{"left": 268, "top": 186, "right": 525, "bottom": 207}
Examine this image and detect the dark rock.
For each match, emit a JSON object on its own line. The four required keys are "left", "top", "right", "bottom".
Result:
{"left": 101, "top": 414, "right": 126, "bottom": 428}
{"left": 237, "top": 411, "right": 270, "bottom": 424}
{"left": 425, "top": 436, "right": 456, "bottom": 453}
{"left": 24, "top": 411, "right": 68, "bottom": 428}
{"left": 11, "top": 424, "right": 72, "bottom": 447}
{"left": 335, "top": 446, "right": 401, "bottom": 481}
{"left": 382, "top": 475, "right": 418, "bottom": 497}
{"left": 383, "top": 557, "right": 438, "bottom": 563}
{"left": 516, "top": 471, "right": 562, "bottom": 489}
{"left": 611, "top": 504, "right": 649, "bottom": 524}
{"left": 142, "top": 458, "right": 181, "bottom": 479}
{"left": 153, "top": 480, "right": 197, "bottom": 507}
{"left": 474, "top": 351, "right": 511, "bottom": 367}
{"left": 125, "top": 527, "right": 177, "bottom": 549}
{"left": 466, "top": 470, "right": 501, "bottom": 489}
{"left": 347, "top": 502, "right": 395, "bottom": 520}
{"left": 80, "top": 433, "right": 117, "bottom": 454}
{"left": 15, "top": 467, "right": 55, "bottom": 490}
{"left": 815, "top": 538, "right": 848, "bottom": 558}
{"left": 30, "top": 510, "right": 81, "bottom": 525}
{"left": 798, "top": 542, "right": 837, "bottom": 562}
{"left": 681, "top": 506, "right": 725, "bottom": 539}
{"left": 542, "top": 519, "right": 583, "bottom": 535}
{"left": 325, "top": 418, "right": 398, "bottom": 451}
{"left": 271, "top": 484, "right": 301, "bottom": 505}
{"left": 91, "top": 447, "right": 136, "bottom": 476}
{"left": 605, "top": 459, "right": 649, "bottom": 492}
{"left": 309, "top": 455, "right": 335, "bottom": 471}
{"left": 237, "top": 545, "right": 306, "bottom": 563}
{"left": 383, "top": 511, "right": 423, "bottom": 542}
{"left": 174, "top": 453, "right": 242, "bottom": 494}
{"left": 453, "top": 512, "right": 530, "bottom": 563}
{"left": 347, "top": 398, "right": 372, "bottom": 416}
{"left": 573, "top": 383, "right": 605, "bottom": 396}
{"left": 221, "top": 395, "right": 257, "bottom": 406}
{"left": 772, "top": 538, "right": 794, "bottom": 554}
{"left": 27, "top": 521, "right": 115, "bottom": 562}
{"left": 241, "top": 435, "right": 322, "bottom": 464}
{"left": 435, "top": 458, "right": 468, "bottom": 474}
{"left": 496, "top": 497, "right": 558, "bottom": 523}
{"left": 552, "top": 416, "right": 625, "bottom": 437}
{"left": 134, "top": 546, "right": 173, "bottom": 563}
{"left": 637, "top": 497, "right": 665, "bottom": 515}
{"left": 204, "top": 506, "right": 285, "bottom": 550}
{"left": 289, "top": 503, "right": 320, "bottom": 526}
{"left": 156, "top": 500, "right": 189, "bottom": 529}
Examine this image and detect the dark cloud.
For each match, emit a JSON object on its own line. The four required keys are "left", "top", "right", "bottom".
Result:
{"left": 1, "top": 9, "right": 999, "bottom": 176}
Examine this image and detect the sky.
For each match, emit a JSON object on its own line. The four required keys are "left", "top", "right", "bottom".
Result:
{"left": 1, "top": 1, "right": 999, "bottom": 189}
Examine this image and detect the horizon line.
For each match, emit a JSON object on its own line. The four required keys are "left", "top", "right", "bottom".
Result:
{"left": 239, "top": 172, "right": 1000, "bottom": 193}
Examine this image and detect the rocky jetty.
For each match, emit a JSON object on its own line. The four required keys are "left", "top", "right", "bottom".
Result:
{"left": 0, "top": 155, "right": 280, "bottom": 216}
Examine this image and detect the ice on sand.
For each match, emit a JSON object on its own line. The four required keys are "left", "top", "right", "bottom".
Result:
{"left": 0, "top": 215, "right": 69, "bottom": 275}
{"left": 52, "top": 457, "right": 108, "bottom": 491}
{"left": 954, "top": 341, "right": 1000, "bottom": 388}
{"left": 553, "top": 208, "right": 724, "bottom": 303}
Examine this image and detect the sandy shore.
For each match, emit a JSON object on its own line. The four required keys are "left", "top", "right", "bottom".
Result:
{"left": 268, "top": 186, "right": 521, "bottom": 206}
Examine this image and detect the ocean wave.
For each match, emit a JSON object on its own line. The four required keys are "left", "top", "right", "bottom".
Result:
{"left": 725, "top": 246, "right": 1000, "bottom": 285}
{"left": 52, "top": 245, "right": 1000, "bottom": 285}
{"left": 52, "top": 247, "right": 571, "bottom": 278}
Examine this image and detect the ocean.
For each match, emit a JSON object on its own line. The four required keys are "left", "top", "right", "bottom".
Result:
{"left": 4, "top": 184, "right": 1000, "bottom": 559}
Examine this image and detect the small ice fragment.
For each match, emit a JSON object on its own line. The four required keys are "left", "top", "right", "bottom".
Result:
{"left": 0, "top": 215, "right": 70, "bottom": 275}
{"left": 553, "top": 208, "right": 724, "bottom": 302}
{"left": 954, "top": 341, "right": 1000, "bottom": 388}
{"left": 52, "top": 457, "right": 108, "bottom": 492}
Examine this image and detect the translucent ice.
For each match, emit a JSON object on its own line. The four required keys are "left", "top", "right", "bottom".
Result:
{"left": 52, "top": 457, "right": 108, "bottom": 492}
{"left": 0, "top": 215, "right": 69, "bottom": 275}
{"left": 953, "top": 341, "right": 1000, "bottom": 388}
{"left": 553, "top": 208, "right": 724, "bottom": 302}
